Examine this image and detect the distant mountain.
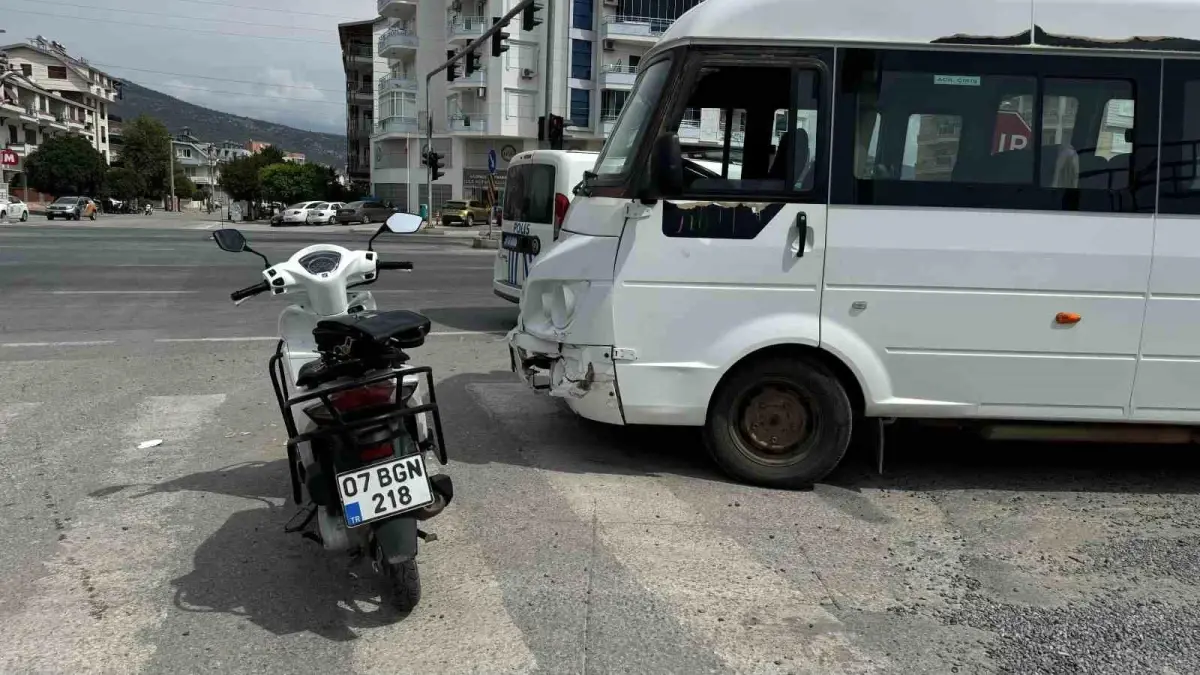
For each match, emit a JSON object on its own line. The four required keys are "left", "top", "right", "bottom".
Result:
{"left": 112, "top": 81, "right": 346, "bottom": 169}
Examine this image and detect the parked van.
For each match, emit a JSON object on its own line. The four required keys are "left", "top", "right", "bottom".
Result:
{"left": 493, "top": 150, "right": 599, "bottom": 303}
{"left": 509, "top": 0, "right": 1200, "bottom": 488}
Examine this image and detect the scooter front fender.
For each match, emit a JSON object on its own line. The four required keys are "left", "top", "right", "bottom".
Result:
{"left": 372, "top": 516, "right": 418, "bottom": 565}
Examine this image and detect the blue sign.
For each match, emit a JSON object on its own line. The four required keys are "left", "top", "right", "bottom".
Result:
{"left": 487, "top": 148, "right": 497, "bottom": 174}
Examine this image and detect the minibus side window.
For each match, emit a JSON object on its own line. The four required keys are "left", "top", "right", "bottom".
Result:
{"left": 835, "top": 48, "right": 1157, "bottom": 212}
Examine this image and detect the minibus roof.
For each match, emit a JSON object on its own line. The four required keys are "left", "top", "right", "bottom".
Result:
{"left": 652, "top": 0, "right": 1200, "bottom": 58}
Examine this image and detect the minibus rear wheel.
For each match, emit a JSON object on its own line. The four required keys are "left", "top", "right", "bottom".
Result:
{"left": 705, "top": 356, "right": 852, "bottom": 488}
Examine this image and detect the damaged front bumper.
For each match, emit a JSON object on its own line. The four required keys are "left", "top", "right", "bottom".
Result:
{"left": 507, "top": 329, "right": 625, "bottom": 425}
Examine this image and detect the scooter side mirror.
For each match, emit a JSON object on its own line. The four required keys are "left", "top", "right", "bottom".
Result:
{"left": 385, "top": 212, "right": 422, "bottom": 234}
{"left": 212, "top": 228, "right": 247, "bottom": 252}
{"left": 367, "top": 212, "right": 423, "bottom": 251}
{"left": 212, "top": 228, "right": 270, "bottom": 268}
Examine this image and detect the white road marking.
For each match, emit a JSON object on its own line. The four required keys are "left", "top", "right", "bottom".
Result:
{"left": 468, "top": 384, "right": 885, "bottom": 675}
{"left": 0, "top": 341, "right": 115, "bottom": 348}
{"left": 351, "top": 510, "right": 538, "bottom": 674}
{"left": 42, "top": 290, "right": 198, "bottom": 295}
{"left": 0, "top": 394, "right": 227, "bottom": 673}
{"left": 153, "top": 337, "right": 279, "bottom": 343}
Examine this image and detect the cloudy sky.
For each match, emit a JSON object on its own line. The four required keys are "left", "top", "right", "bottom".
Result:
{"left": 3, "top": 0, "right": 378, "bottom": 134}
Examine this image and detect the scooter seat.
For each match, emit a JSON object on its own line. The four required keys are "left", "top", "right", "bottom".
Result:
{"left": 315, "top": 310, "right": 431, "bottom": 351}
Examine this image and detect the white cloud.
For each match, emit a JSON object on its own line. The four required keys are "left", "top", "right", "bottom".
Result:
{"left": 5, "top": 0, "right": 378, "bottom": 133}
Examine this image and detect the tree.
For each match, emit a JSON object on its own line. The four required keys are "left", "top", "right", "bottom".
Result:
{"left": 118, "top": 115, "right": 172, "bottom": 198}
{"left": 260, "top": 162, "right": 320, "bottom": 205}
{"left": 218, "top": 146, "right": 287, "bottom": 217}
{"left": 25, "top": 134, "right": 106, "bottom": 197}
{"left": 172, "top": 165, "right": 197, "bottom": 201}
{"left": 101, "top": 165, "right": 140, "bottom": 200}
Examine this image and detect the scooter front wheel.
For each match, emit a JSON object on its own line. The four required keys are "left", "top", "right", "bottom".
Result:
{"left": 375, "top": 542, "right": 421, "bottom": 611}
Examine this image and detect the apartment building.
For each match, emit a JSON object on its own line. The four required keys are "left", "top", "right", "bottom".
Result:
{"left": 173, "top": 128, "right": 252, "bottom": 206}
{"left": 0, "top": 54, "right": 100, "bottom": 193}
{"left": 0, "top": 37, "right": 120, "bottom": 164}
{"left": 342, "top": 0, "right": 703, "bottom": 212}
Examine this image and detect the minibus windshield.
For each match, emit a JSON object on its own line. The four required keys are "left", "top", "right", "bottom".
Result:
{"left": 593, "top": 58, "right": 672, "bottom": 178}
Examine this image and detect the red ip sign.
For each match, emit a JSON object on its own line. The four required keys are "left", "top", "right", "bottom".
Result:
{"left": 993, "top": 110, "right": 1032, "bottom": 153}
{"left": 0, "top": 149, "right": 17, "bottom": 166}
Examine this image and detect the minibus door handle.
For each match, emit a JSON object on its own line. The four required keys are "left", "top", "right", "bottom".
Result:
{"left": 794, "top": 211, "right": 812, "bottom": 258}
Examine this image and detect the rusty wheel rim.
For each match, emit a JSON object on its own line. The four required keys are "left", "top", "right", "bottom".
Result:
{"left": 734, "top": 383, "right": 815, "bottom": 466}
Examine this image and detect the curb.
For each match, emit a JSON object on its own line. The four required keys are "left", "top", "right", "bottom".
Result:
{"left": 472, "top": 236, "right": 500, "bottom": 250}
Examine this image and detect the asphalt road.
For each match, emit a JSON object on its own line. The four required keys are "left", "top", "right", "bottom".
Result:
{"left": 3, "top": 222, "right": 1200, "bottom": 674}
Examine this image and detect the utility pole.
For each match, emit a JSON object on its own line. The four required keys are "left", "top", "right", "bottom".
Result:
{"left": 167, "top": 133, "right": 175, "bottom": 212}
{"left": 425, "top": 0, "right": 535, "bottom": 222}
{"left": 542, "top": 1, "right": 553, "bottom": 150}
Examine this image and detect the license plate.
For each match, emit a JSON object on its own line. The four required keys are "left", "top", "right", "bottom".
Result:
{"left": 336, "top": 455, "right": 433, "bottom": 527}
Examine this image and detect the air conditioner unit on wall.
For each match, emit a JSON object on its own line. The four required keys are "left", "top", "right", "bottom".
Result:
{"left": 521, "top": 68, "right": 534, "bottom": 79}
{"left": 603, "top": 39, "right": 616, "bottom": 52}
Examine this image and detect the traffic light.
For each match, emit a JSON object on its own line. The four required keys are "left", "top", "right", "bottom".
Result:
{"left": 548, "top": 114, "right": 564, "bottom": 150}
{"left": 420, "top": 150, "right": 428, "bottom": 167}
{"left": 522, "top": 2, "right": 543, "bottom": 32}
{"left": 491, "top": 17, "right": 510, "bottom": 58}
{"left": 446, "top": 50, "right": 459, "bottom": 82}
{"left": 465, "top": 50, "right": 481, "bottom": 77}
{"left": 427, "top": 151, "right": 445, "bottom": 182}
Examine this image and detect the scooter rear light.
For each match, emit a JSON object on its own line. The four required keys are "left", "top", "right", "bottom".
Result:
{"left": 553, "top": 193, "right": 569, "bottom": 241}
{"left": 330, "top": 382, "right": 396, "bottom": 412}
{"left": 360, "top": 443, "right": 393, "bottom": 462}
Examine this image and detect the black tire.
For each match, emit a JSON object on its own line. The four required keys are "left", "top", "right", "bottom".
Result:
{"left": 361, "top": 214, "right": 371, "bottom": 225}
{"left": 705, "top": 356, "right": 852, "bottom": 489}
{"left": 464, "top": 214, "right": 474, "bottom": 227}
{"left": 20, "top": 211, "right": 27, "bottom": 222}
{"left": 46, "top": 215, "right": 54, "bottom": 221}
{"left": 380, "top": 553, "right": 421, "bottom": 611}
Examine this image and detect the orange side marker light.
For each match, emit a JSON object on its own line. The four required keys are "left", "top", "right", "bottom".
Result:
{"left": 1055, "top": 312, "right": 1081, "bottom": 325}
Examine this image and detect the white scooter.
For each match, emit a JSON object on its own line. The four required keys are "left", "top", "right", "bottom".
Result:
{"left": 211, "top": 213, "right": 453, "bottom": 611}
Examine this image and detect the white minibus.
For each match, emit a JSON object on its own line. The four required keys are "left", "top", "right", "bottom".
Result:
{"left": 509, "top": 0, "right": 1200, "bottom": 487}
{"left": 493, "top": 150, "right": 598, "bottom": 303}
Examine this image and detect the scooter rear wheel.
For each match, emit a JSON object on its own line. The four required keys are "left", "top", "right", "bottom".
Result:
{"left": 375, "top": 542, "right": 421, "bottom": 611}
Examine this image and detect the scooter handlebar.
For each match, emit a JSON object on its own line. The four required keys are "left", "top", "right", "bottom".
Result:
{"left": 377, "top": 261, "right": 413, "bottom": 271}
{"left": 230, "top": 280, "right": 270, "bottom": 303}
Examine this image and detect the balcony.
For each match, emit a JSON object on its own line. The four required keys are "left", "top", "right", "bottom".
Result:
{"left": 600, "top": 63, "right": 637, "bottom": 90}
{"left": 20, "top": 105, "right": 38, "bottom": 123}
{"left": 447, "top": 16, "right": 488, "bottom": 43}
{"left": 447, "top": 69, "right": 487, "bottom": 90}
{"left": 49, "top": 114, "right": 69, "bottom": 132}
{"left": 602, "top": 15, "right": 674, "bottom": 44}
{"left": 345, "top": 44, "right": 373, "bottom": 64}
{"left": 448, "top": 112, "right": 487, "bottom": 133}
{"left": 378, "top": 25, "right": 418, "bottom": 58}
{"left": 375, "top": 115, "right": 420, "bottom": 137}
{"left": 377, "top": 0, "right": 417, "bottom": 19}
{"left": 601, "top": 114, "right": 620, "bottom": 136}
{"left": 8, "top": 142, "right": 37, "bottom": 155}
{"left": 351, "top": 86, "right": 374, "bottom": 101}
{"left": 0, "top": 99, "right": 23, "bottom": 116}
{"left": 379, "top": 75, "right": 419, "bottom": 94}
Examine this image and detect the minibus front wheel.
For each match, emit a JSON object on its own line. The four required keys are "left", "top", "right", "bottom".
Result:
{"left": 705, "top": 356, "right": 852, "bottom": 489}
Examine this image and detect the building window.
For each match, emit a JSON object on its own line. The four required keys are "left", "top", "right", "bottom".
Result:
{"left": 20, "top": 64, "right": 31, "bottom": 77}
{"left": 572, "top": 0, "right": 593, "bottom": 30}
{"left": 48, "top": 66, "right": 67, "bottom": 79}
{"left": 571, "top": 40, "right": 593, "bottom": 80}
{"left": 570, "top": 88, "right": 590, "bottom": 127}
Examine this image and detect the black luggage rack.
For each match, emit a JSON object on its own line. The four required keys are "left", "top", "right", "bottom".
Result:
{"left": 268, "top": 343, "right": 448, "bottom": 504}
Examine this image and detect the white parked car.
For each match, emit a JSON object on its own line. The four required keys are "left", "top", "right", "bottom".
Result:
{"left": 305, "top": 202, "right": 343, "bottom": 225}
{"left": 0, "top": 197, "right": 29, "bottom": 222}
{"left": 281, "top": 201, "right": 321, "bottom": 225}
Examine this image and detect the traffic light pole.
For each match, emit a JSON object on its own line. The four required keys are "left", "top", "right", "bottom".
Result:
{"left": 424, "top": 0, "right": 535, "bottom": 222}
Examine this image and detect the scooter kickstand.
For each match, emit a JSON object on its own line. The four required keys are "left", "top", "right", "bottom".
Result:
{"left": 417, "top": 528, "right": 438, "bottom": 542}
